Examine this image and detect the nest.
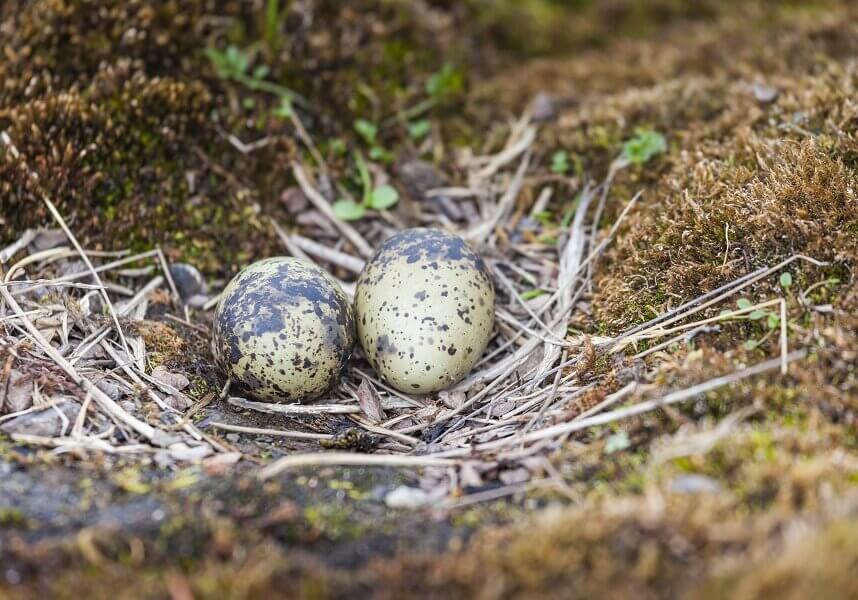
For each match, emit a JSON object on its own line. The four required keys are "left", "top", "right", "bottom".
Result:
{"left": 0, "top": 114, "right": 807, "bottom": 502}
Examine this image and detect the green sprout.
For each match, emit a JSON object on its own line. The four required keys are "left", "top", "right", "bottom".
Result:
{"left": 551, "top": 150, "right": 570, "bottom": 174}
{"left": 621, "top": 129, "right": 667, "bottom": 165}
{"left": 206, "top": 45, "right": 250, "bottom": 80}
{"left": 332, "top": 152, "right": 400, "bottom": 221}
{"left": 604, "top": 431, "right": 631, "bottom": 454}
{"left": 206, "top": 44, "right": 300, "bottom": 104}
{"left": 426, "top": 63, "right": 464, "bottom": 101}
{"left": 733, "top": 298, "right": 784, "bottom": 351}
{"left": 408, "top": 119, "right": 431, "bottom": 140}
{"left": 354, "top": 119, "right": 378, "bottom": 145}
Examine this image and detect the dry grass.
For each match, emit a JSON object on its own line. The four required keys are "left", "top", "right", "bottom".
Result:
{"left": 1, "top": 0, "right": 857, "bottom": 598}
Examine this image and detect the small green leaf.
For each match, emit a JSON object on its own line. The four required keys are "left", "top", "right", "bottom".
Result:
{"left": 329, "top": 138, "right": 347, "bottom": 156}
{"left": 551, "top": 150, "right": 569, "bottom": 174}
{"left": 604, "top": 431, "right": 630, "bottom": 454}
{"left": 273, "top": 97, "right": 294, "bottom": 119}
{"left": 368, "top": 185, "right": 399, "bottom": 210}
{"left": 408, "top": 120, "right": 431, "bottom": 139}
{"left": 521, "top": 289, "right": 545, "bottom": 301}
{"left": 332, "top": 200, "right": 366, "bottom": 221}
{"left": 719, "top": 309, "right": 732, "bottom": 317}
{"left": 354, "top": 151, "right": 372, "bottom": 200}
{"left": 622, "top": 129, "right": 667, "bottom": 165}
{"left": 369, "top": 146, "right": 393, "bottom": 163}
{"left": 779, "top": 272, "right": 792, "bottom": 289}
{"left": 744, "top": 339, "right": 759, "bottom": 350}
{"left": 748, "top": 310, "right": 766, "bottom": 321}
{"left": 736, "top": 298, "right": 752, "bottom": 310}
{"left": 354, "top": 119, "right": 378, "bottom": 144}
{"left": 252, "top": 64, "right": 270, "bottom": 80}
{"left": 767, "top": 314, "right": 780, "bottom": 330}
{"left": 533, "top": 210, "right": 553, "bottom": 225}
{"left": 426, "top": 63, "right": 463, "bottom": 100}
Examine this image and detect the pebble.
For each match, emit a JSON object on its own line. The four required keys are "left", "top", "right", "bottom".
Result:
{"left": 385, "top": 485, "right": 430, "bottom": 510}
{"left": 0, "top": 400, "right": 79, "bottom": 437}
{"left": 169, "top": 262, "right": 208, "bottom": 301}
{"left": 668, "top": 474, "right": 722, "bottom": 495}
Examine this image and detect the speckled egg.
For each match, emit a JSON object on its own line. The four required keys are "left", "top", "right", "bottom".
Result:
{"left": 212, "top": 257, "right": 355, "bottom": 402}
{"left": 355, "top": 228, "right": 494, "bottom": 393}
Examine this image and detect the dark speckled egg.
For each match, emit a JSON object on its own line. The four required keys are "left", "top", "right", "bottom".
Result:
{"left": 355, "top": 228, "right": 495, "bottom": 393}
{"left": 212, "top": 257, "right": 355, "bottom": 403}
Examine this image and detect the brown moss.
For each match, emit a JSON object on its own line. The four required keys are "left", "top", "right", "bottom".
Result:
{"left": 2, "top": 2, "right": 858, "bottom": 597}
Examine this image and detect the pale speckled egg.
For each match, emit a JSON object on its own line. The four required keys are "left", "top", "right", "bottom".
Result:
{"left": 212, "top": 257, "right": 355, "bottom": 403}
{"left": 355, "top": 228, "right": 495, "bottom": 393}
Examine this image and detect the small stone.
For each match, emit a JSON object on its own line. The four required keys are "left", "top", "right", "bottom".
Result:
{"left": 96, "top": 379, "right": 125, "bottom": 400}
{"left": 186, "top": 294, "right": 209, "bottom": 309}
{"left": 499, "top": 467, "right": 531, "bottom": 485}
{"left": 151, "top": 365, "right": 190, "bottom": 391}
{"left": 669, "top": 474, "right": 722, "bottom": 495}
{"left": 530, "top": 92, "right": 558, "bottom": 122}
{"left": 0, "top": 400, "right": 78, "bottom": 437}
{"left": 165, "top": 394, "right": 193, "bottom": 411}
{"left": 29, "top": 229, "right": 67, "bottom": 252}
{"left": 396, "top": 160, "right": 463, "bottom": 221}
{"left": 167, "top": 442, "right": 212, "bottom": 461}
{"left": 280, "top": 186, "right": 309, "bottom": 214}
{"left": 3, "top": 370, "right": 32, "bottom": 413}
{"left": 751, "top": 83, "right": 779, "bottom": 104}
{"left": 385, "top": 485, "right": 430, "bottom": 509}
{"left": 169, "top": 263, "right": 208, "bottom": 301}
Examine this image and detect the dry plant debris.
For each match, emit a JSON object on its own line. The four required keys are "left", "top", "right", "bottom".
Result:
{"left": 1, "top": 1, "right": 856, "bottom": 597}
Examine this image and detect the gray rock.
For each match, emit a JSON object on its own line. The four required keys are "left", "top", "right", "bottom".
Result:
{"left": 751, "top": 82, "right": 779, "bottom": 104}
{"left": 385, "top": 485, "right": 430, "bottom": 510}
{"left": 668, "top": 474, "right": 722, "bottom": 495}
{"left": 396, "top": 159, "right": 463, "bottom": 221}
{"left": 96, "top": 379, "right": 125, "bottom": 401}
{"left": 530, "top": 92, "right": 558, "bottom": 122}
{"left": 169, "top": 263, "right": 208, "bottom": 301}
{"left": 0, "top": 400, "right": 79, "bottom": 437}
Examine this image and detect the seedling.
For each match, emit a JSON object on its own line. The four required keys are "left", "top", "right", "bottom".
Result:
{"left": 426, "top": 63, "right": 464, "bottom": 101}
{"left": 621, "top": 129, "right": 667, "bottom": 165}
{"left": 391, "top": 63, "right": 465, "bottom": 125}
{"left": 354, "top": 119, "right": 378, "bottom": 145}
{"left": 206, "top": 44, "right": 300, "bottom": 104}
{"left": 551, "top": 150, "right": 570, "bottom": 174}
{"left": 733, "top": 298, "right": 784, "bottom": 350}
{"left": 333, "top": 152, "right": 400, "bottom": 221}
{"left": 354, "top": 119, "right": 394, "bottom": 163}
{"left": 408, "top": 120, "right": 431, "bottom": 140}
{"left": 206, "top": 45, "right": 250, "bottom": 80}
{"left": 604, "top": 431, "right": 631, "bottom": 454}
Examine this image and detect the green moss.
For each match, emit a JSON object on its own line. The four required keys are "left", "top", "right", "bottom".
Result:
{"left": 0, "top": 507, "right": 31, "bottom": 529}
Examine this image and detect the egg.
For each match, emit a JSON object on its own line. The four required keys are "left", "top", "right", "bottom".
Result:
{"left": 212, "top": 257, "right": 355, "bottom": 402}
{"left": 355, "top": 228, "right": 494, "bottom": 393}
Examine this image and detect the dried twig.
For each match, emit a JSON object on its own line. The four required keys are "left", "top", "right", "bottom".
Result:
{"left": 428, "top": 352, "right": 804, "bottom": 458}
{"left": 292, "top": 162, "right": 374, "bottom": 258}
{"left": 228, "top": 396, "right": 361, "bottom": 415}
{"left": 210, "top": 422, "right": 334, "bottom": 441}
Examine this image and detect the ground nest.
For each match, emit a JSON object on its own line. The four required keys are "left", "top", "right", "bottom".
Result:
{"left": 1, "top": 1, "right": 857, "bottom": 599}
